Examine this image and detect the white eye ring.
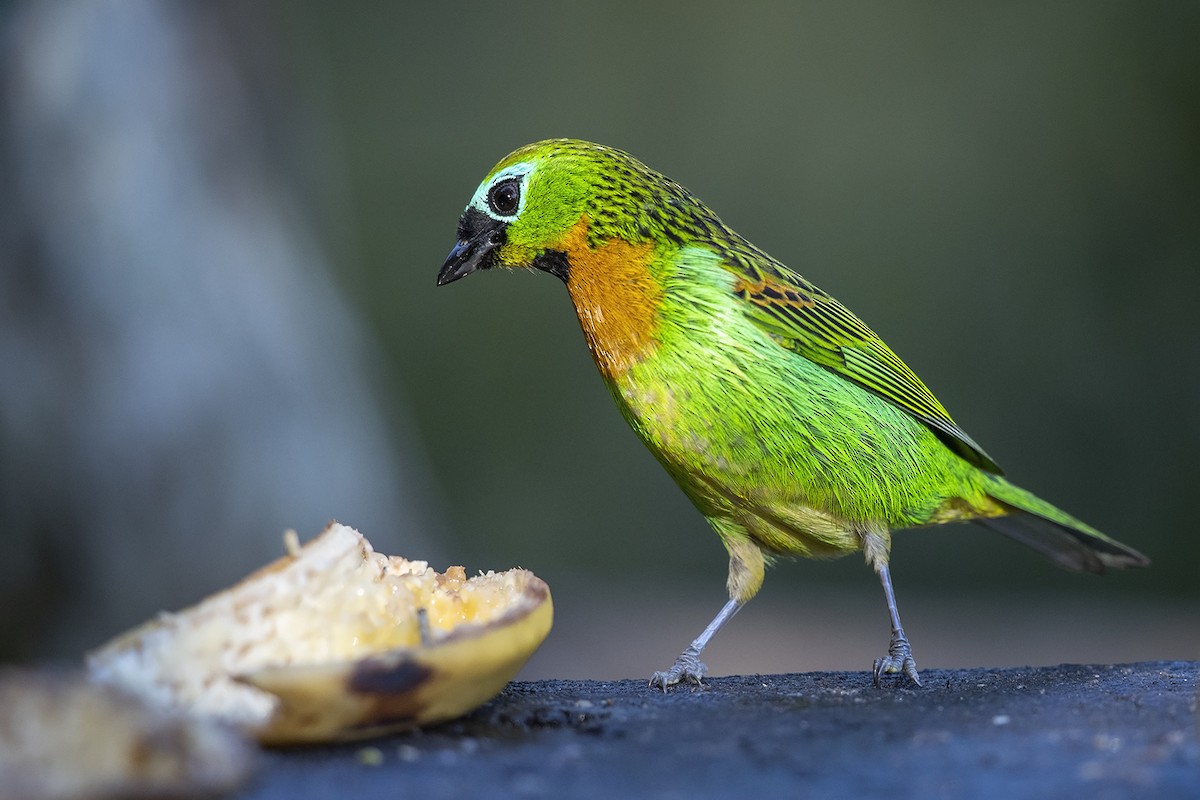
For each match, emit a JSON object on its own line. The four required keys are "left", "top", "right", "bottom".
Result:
{"left": 487, "top": 178, "right": 521, "bottom": 216}
{"left": 469, "top": 162, "right": 532, "bottom": 222}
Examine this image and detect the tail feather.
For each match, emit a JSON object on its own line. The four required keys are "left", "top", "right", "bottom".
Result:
{"left": 977, "top": 477, "right": 1150, "bottom": 574}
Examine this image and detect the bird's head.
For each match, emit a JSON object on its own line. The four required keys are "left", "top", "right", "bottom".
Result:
{"left": 437, "top": 139, "right": 705, "bottom": 287}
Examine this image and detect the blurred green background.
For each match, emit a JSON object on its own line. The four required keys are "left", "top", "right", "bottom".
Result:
{"left": 277, "top": 1, "right": 1199, "bottom": 673}
{"left": 3, "top": 1, "right": 1196, "bottom": 676}
{"left": 282, "top": 3, "right": 1198, "bottom": 583}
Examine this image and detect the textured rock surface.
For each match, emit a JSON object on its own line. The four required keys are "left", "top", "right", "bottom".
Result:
{"left": 246, "top": 661, "right": 1198, "bottom": 800}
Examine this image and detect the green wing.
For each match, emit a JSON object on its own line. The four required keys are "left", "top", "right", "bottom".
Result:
{"left": 725, "top": 251, "right": 1002, "bottom": 474}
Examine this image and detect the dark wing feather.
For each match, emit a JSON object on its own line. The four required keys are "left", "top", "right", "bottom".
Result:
{"left": 727, "top": 252, "right": 1003, "bottom": 474}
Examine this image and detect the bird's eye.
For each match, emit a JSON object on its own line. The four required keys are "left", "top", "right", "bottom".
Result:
{"left": 487, "top": 178, "right": 521, "bottom": 217}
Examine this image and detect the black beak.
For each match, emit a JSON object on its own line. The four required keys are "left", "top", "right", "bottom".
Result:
{"left": 437, "top": 208, "right": 507, "bottom": 286}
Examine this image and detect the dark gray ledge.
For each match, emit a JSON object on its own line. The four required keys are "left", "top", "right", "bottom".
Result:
{"left": 246, "top": 661, "right": 1198, "bottom": 800}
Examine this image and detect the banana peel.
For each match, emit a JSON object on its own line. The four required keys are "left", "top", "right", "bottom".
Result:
{"left": 86, "top": 523, "right": 552, "bottom": 745}
{"left": 246, "top": 583, "right": 552, "bottom": 745}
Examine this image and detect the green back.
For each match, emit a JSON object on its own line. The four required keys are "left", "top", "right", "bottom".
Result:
{"left": 496, "top": 139, "right": 1001, "bottom": 473}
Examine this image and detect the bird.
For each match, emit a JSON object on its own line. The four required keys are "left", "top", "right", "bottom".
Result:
{"left": 437, "top": 138, "right": 1150, "bottom": 690}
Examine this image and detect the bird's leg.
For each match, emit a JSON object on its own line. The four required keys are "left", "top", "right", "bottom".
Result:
{"left": 871, "top": 562, "right": 921, "bottom": 687}
{"left": 650, "top": 528, "right": 761, "bottom": 691}
{"left": 649, "top": 597, "right": 742, "bottom": 691}
{"left": 862, "top": 528, "right": 920, "bottom": 687}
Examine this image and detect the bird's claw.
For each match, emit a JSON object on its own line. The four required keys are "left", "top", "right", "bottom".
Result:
{"left": 649, "top": 647, "right": 707, "bottom": 692}
{"left": 872, "top": 633, "right": 921, "bottom": 688}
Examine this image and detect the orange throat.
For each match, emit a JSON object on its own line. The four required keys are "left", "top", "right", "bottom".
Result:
{"left": 555, "top": 218, "right": 662, "bottom": 382}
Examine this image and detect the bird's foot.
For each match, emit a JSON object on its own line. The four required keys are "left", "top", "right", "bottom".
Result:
{"left": 872, "top": 631, "right": 921, "bottom": 688}
{"left": 649, "top": 646, "right": 707, "bottom": 692}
